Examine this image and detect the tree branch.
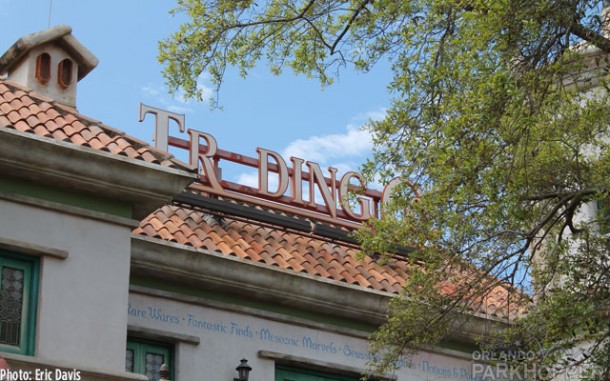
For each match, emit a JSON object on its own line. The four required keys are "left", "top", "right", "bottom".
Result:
{"left": 570, "top": 22, "right": 610, "bottom": 53}
{"left": 233, "top": 0, "right": 317, "bottom": 28}
{"left": 330, "top": 0, "right": 372, "bottom": 54}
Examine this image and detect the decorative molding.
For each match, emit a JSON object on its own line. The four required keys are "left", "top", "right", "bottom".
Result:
{"left": 127, "top": 324, "right": 200, "bottom": 346}
{"left": 0, "top": 236, "right": 68, "bottom": 259}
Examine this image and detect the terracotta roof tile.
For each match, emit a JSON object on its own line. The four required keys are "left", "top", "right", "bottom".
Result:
{"left": 255, "top": 251, "right": 275, "bottom": 265}
{"left": 313, "top": 263, "right": 332, "bottom": 278}
{"left": 87, "top": 137, "right": 105, "bottom": 150}
{"left": 140, "top": 224, "right": 160, "bottom": 239}
{"left": 21, "top": 95, "right": 34, "bottom": 107}
{"left": 135, "top": 204, "right": 413, "bottom": 295}
{"left": 26, "top": 114, "right": 40, "bottom": 127}
{"left": 14, "top": 119, "right": 30, "bottom": 132}
{"left": 0, "top": 78, "right": 193, "bottom": 171}
{"left": 45, "top": 107, "right": 61, "bottom": 120}
{"left": 123, "top": 146, "right": 139, "bottom": 157}
{"left": 379, "top": 279, "right": 393, "bottom": 290}
{"left": 157, "top": 227, "right": 174, "bottom": 241}
{"left": 3, "top": 90, "right": 15, "bottom": 102}
{"left": 286, "top": 258, "right": 306, "bottom": 273}
{"left": 70, "top": 133, "right": 88, "bottom": 146}
{"left": 271, "top": 251, "right": 291, "bottom": 268}
{"left": 215, "top": 240, "right": 233, "bottom": 254}
{"left": 59, "top": 122, "right": 77, "bottom": 136}
{"left": 172, "top": 230, "right": 189, "bottom": 246}
{"left": 6, "top": 110, "right": 20, "bottom": 124}
{"left": 29, "top": 103, "right": 43, "bottom": 115}
{"left": 51, "top": 129, "right": 69, "bottom": 141}
{"left": 16, "top": 102, "right": 29, "bottom": 116}
{"left": 185, "top": 233, "right": 205, "bottom": 249}
{"left": 327, "top": 267, "right": 346, "bottom": 282}
{"left": 78, "top": 124, "right": 95, "bottom": 140}
{"left": 0, "top": 102, "right": 12, "bottom": 114}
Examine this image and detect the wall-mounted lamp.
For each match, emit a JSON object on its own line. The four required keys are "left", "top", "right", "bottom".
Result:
{"left": 234, "top": 359, "right": 252, "bottom": 381}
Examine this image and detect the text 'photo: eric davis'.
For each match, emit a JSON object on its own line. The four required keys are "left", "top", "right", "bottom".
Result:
{"left": 0, "top": 368, "right": 81, "bottom": 381}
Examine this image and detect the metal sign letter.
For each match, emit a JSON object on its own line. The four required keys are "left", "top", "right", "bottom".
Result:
{"left": 139, "top": 103, "right": 185, "bottom": 151}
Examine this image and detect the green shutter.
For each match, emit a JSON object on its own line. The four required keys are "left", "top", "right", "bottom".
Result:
{"left": 126, "top": 339, "right": 173, "bottom": 381}
{"left": 0, "top": 251, "right": 39, "bottom": 355}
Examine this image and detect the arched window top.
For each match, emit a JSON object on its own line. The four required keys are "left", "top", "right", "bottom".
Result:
{"left": 57, "top": 58, "right": 73, "bottom": 89}
{"left": 35, "top": 53, "right": 51, "bottom": 84}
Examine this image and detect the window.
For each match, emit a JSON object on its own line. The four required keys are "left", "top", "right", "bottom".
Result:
{"left": 275, "top": 365, "right": 360, "bottom": 381}
{"left": 57, "top": 59, "right": 73, "bottom": 89}
{"left": 0, "top": 250, "right": 39, "bottom": 355}
{"left": 35, "top": 53, "right": 51, "bottom": 84}
{"left": 126, "top": 338, "right": 173, "bottom": 381}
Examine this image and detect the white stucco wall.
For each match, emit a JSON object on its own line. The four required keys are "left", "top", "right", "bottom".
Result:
{"left": 0, "top": 198, "right": 132, "bottom": 371}
{"left": 128, "top": 292, "right": 483, "bottom": 381}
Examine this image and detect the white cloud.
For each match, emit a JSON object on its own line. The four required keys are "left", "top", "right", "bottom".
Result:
{"left": 282, "top": 124, "right": 373, "bottom": 164}
{"left": 166, "top": 104, "right": 194, "bottom": 114}
{"left": 282, "top": 109, "right": 386, "bottom": 166}
{"left": 141, "top": 83, "right": 193, "bottom": 114}
{"left": 236, "top": 171, "right": 280, "bottom": 192}
{"left": 141, "top": 85, "right": 161, "bottom": 98}
{"left": 198, "top": 73, "right": 214, "bottom": 97}
{"left": 235, "top": 172, "right": 258, "bottom": 188}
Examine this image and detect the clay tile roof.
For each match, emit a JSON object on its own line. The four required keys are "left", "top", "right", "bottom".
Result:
{"left": 135, "top": 203, "right": 411, "bottom": 294}
{"left": 134, "top": 198, "right": 528, "bottom": 319}
{"left": 0, "top": 78, "right": 192, "bottom": 171}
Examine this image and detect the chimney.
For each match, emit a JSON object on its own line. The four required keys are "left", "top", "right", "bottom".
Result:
{"left": 0, "top": 25, "right": 98, "bottom": 108}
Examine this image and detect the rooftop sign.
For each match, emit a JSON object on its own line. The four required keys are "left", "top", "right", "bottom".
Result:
{"left": 140, "top": 104, "right": 415, "bottom": 229}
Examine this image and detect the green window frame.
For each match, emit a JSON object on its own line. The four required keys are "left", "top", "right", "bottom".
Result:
{"left": 0, "top": 250, "right": 39, "bottom": 355}
{"left": 126, "top": 338, "right": 173, "bottom": 381}
{"left": 275, "top": 365, "right": 360, "bottom": 381}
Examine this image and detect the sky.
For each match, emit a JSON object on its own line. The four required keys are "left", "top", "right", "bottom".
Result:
{"left": 0, "top": 0, "right": 394, "bottom": 187}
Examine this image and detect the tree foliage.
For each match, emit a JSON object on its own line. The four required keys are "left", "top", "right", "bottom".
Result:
{"left": 160, "top": 0, "right": 610, "bottom": 379}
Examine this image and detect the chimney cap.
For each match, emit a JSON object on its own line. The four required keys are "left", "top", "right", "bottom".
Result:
{"left": 0, "top": 24, "right": 98, "bottom": 81}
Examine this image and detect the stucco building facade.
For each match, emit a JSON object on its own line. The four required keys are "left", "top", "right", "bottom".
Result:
{"left": 0, "top": 26, "right": 513, "bottom": 381}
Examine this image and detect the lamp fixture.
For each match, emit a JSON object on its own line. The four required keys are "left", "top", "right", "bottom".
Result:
{"left": 234, "top": 358, "right": 252, "bottom": 381}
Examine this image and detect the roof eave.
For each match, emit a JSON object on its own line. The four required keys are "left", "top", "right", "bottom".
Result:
{"left": 0, "top": 128, "right": 197, "bottom": 219}
{"left": 131, "top": 235, "right": 392, "bottom": 325}
{"left": 130, "top": 235, "right": 512, "bottom": 346}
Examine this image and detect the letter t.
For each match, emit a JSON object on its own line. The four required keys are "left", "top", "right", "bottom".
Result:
{"left": 139, "top": 103, "right": 185, "bottom": 151}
